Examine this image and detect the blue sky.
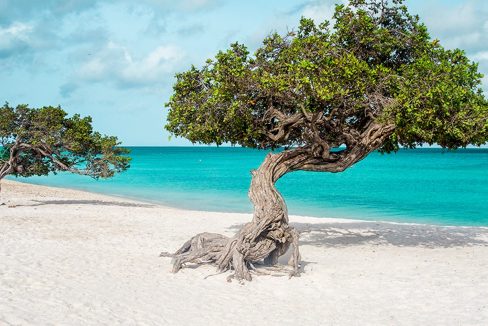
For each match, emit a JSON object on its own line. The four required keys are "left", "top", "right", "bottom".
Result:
{"left": 1, "top": 0, "right": 487, "bottom": 146}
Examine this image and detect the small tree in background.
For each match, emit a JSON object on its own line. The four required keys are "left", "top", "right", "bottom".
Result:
{"left": 0, "top": 103, "right": 130, "bottom": 203}
{"left": 163, "top": 0, "right": 488, "bottom": 281}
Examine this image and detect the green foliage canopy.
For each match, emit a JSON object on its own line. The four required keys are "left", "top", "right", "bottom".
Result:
{"left": 0, "top": 104, "right": 130, "bottom": 179}
{"left": 166, "top": 0, "right": 488, "bottom": 155}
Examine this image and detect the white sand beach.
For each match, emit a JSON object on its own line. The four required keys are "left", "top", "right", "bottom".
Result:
{"left": 1, "top": 180, "right": 488, "bottom": 325}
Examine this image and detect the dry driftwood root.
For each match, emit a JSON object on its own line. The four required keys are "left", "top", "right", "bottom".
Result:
{"left": 160, "top": 225, "right": 301, "bottom": 282}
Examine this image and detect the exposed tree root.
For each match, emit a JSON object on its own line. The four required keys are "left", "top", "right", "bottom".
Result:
{"left": 160, "top": 224, "right": 301, "bottom": 282}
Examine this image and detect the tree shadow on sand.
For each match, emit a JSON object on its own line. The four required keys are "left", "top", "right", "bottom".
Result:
{"left": 228, "top": 221, "right": 488, "bottom": 249}
{"left": 6, "top": 199, "right": 155, "bottom": 208}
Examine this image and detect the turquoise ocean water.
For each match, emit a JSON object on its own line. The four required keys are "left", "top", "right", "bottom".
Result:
{"left": 9, "top": 147, "right": 488, "bottom": 226}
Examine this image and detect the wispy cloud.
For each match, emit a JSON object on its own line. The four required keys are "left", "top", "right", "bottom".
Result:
{"left": 299, "top": 0, "right": 344, "bottom": 23}
{"left": 0, "top": 22, "right": 33, "bottom": 57}
{"left": 416, "top": 0, "right": 488, "bottom": 53}
{"left": 471, "top": 51, "right": 488, "bottom": 62}
{"left": 77, "top": 42, "right": 185, "bottom": 87}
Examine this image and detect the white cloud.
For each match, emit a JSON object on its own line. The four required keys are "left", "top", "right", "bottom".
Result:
{"left": 78, "top": 42, "right": 184, "bottom": 87}
{"left": 0, "top": 22, "right": 33, "bottom": 52}
{"left": 418, "top": 1, "right": 488, "bottom": 53}
{"left": 471, "top": 51, "right": 488, "bottom": 62}
{"left": 301, "top": 1, "right": 336, "bottom": 23}
{"left": 122, "top": 45, "right": 183, "bottom": 82}
{"left": 299, "top": 0, "right": 349, "bottom": 24}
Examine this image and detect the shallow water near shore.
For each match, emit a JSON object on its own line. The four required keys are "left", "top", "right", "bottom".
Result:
{"left": 9, "top": 147, "right": 488, "bottom": 226}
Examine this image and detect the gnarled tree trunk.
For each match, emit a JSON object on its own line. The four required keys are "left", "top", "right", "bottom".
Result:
{"left": 161, "top": 123, "right": 395, "bottom": 281}
{"left": 161, "top": 150, "right": 304, "bottom": 281}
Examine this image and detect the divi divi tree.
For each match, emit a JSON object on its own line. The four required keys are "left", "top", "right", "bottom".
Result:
{"left": 0, "top": 104, "right": 130, "bottom": 201}
{"left": 163, "top": 0, "right": 488, "bottom": 281}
